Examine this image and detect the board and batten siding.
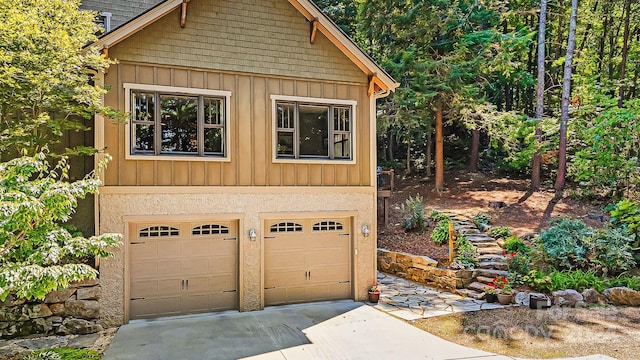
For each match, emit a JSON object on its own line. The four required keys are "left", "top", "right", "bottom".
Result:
{"left": 107, "top": 0, "right": 366, "bottom": 84}
{"left": 102, "top": 62, "right": 372, "bottom": 187}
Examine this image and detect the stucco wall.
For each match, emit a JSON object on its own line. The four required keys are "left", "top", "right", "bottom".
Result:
{"left": 98, "top": 188, "right": 376, "bottom": 326}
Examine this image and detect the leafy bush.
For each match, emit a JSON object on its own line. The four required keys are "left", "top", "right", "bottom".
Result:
{"left": 590, "top": 228, "right": 636, "bottom": 275}
{"left": 431, "top": 220, "right": 450, "bottom": 245}
{"left": 451, "top": 235, "right": 478, "bottom": 269}
{"left": 521, "top": 270, "right": 553, "bottom": 292}
{"left": 506, "top": 252, "right": 530, "bottom": 278}
{"left": 609, "top": 199, "right": 640, "bottom": 243}
{"left": 606, "top": 274, "right": 640, "bottom": 291}
{"left": 429, "top": 209, "right": 449, "bottom": 223}
{"left": 0, "top": 154, "right": 122, "bottom": 301}
{"left": 23, "top": 348, "right": 100, "bottom": 360}
{"left": 523, "top": 269, "right": 640, "bottom": 293}
{"left": 488, "top": 226, "right": 511, "bottom": 239}
{"left": 538, "top": 217, "right": 594, "bottom": 271}
{"left": 503, "top": 236, "right": 529, "bottom": 254}
{"left": 472, "top": 212, "right": 491, "bottom": 228}
{"left": 400, "top": 195, "right": 426, "bottom": 232}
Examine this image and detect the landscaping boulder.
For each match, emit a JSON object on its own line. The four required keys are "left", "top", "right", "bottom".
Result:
{"left": 603, "top": 287, "right": 640, "bottom": 306}
{"left": 552, "top": 289, "right": 584, "bottom": 307}
{"left": 44, "top": 288, "right": 76, "bottom": 304}
{"left": 582, "top": 288, "right": 607, "bottom": 304}
{"left": 24, "top": 304, "right": 53, "bottom": 319}
{"left": 56, "top": 318, "right": 103, "bottom": 335}
{"left": 76, "top": 286, "right": 101, "bottom": 300}
{"left": 514, "top": 291, "right": 529, "bottom": 306}
{"left": 64, "top": 300, "right": 99, "bottom": 319}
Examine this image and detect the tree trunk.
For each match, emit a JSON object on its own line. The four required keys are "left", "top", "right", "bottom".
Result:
{"left": 618, "top": 0, "right": 631, "bottom": 107}
{"left": 406, "top": 141, "right": 411, "bottom": 174}
{"left": 426, "top": 122, "right": 433, "bottom": 177}
{"left": 532, "top": 0, "right": 548, "bottom": 190}
{"left": 555, "top": 0, "right": 578, "bottom": 191}
{"left": 468, "top": 129, "right": 480, "bottom": 173}
{"left": 435, "top": 101, "right": 444, "bottom": 191}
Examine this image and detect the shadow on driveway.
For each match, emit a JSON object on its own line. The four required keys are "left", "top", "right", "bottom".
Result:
{"left": 103, "top": 300, "right": 362, "bottom": 360}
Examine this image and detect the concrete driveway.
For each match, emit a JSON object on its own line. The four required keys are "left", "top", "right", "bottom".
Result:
{"left": 103, "top": 301, "right": 614, "bottom": 360}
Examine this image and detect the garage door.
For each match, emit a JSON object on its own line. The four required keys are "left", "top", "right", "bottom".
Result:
{"left": 264, "top": 218, "right": 352, "bottom": 306}
{"left": 128, "top": 221, "right": 238, "bottom": 320}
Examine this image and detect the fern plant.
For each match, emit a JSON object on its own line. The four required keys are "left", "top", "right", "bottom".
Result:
{"left": 431, "top": 220, "right": 450, "bottom": 245}
{"left": 400, "top": 195, "right": 426, "bottom": 232}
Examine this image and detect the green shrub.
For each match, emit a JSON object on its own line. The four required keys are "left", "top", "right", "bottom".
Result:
{"left": 451, "top": 235, "right": 478, "bottom": 269}
{"left": 521, "top": 270, "right": 553, "bottom": 292}
{"left": 431, "top": 220, "right": 450, "bottom": 245}
{"left": 506, "top": 252, "right": 530, "bottom": 278}
{"left": 538, "top": 217, "right": 594, "bottom": 271}
{"left": 590, "top": 228, "right": 636, "bottom": 275}
{"left": 23, "top": 348, "right": 100, "bottom": 360}
{"left": 488, "top": 226, "right": 511, "bottom": 239}
{"left": 429, "top": 209, "right": 449, "bottom": 223}
{"left": 606, "top": 274, "right": 640, "bottom": 291}
{"left": 472, "top": 212, "right": 491, "bottom": 228}
{"left": 400, "top": 195, "right": 426, "bottom": 232}
{"left": 609, "top": 198, "right": 640, "bottom": 245}
{"left": 503, "top": 236, "right": 529, "bottom": 254}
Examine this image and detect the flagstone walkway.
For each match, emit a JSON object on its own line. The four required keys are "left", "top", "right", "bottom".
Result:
{"left": 371, "top": 272, "right": 504, "bottom": 321}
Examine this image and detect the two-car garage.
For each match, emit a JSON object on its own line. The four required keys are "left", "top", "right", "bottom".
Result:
{"left": 126, "top": 217, "right": 353, "bottom": 321}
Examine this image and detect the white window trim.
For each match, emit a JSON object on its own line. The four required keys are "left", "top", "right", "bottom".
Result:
{"left": 124, "top": 83, "right": 232, "bottom": 162}
{"left": 270, "top": 95, "right": 357, "bottom": 165}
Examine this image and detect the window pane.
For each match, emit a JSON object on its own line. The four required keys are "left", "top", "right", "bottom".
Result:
{"left": 277, "top": 103, "right": 295, "bottom": 129}
{"left": 160, "top": 95, "right": 198, "bottom": 153}
{"left": 334, "top": 107, "right": 350, "bottom": 131}
{"left": 132, "top": 92, "right": 154, "bottom": 122}
{"left": 133, "top": 124, "right": 154, "bottom": 152}
{"left": 277, "top": 132, "right": 294, "bottom": 156}
{"left": 204, "top": 97, "right": 223, "bottom": 125}
{"left": 334, "top": 134, "right": 350, "bottom": 158}
{"left": 299, "top": 105, "right": 328, "bottom": 157}
{"left": 204, "top": 128, "right": 223, "bottom": 154}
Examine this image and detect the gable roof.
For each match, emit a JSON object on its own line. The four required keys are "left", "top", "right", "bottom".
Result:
{"left": 90, "top": 0, "right": 398, "bottom": 95}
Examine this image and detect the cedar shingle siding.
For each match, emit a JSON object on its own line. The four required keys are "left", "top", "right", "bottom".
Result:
{"left": 108, "top": 0, "right": 366, "bottom": 84}
{"left": 81, "top": 0, "right": 165, "bottom": 30}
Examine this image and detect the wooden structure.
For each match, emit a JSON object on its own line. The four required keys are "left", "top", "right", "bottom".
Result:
{"left": 377, "top": 169, "right": 394, "bottom": 226}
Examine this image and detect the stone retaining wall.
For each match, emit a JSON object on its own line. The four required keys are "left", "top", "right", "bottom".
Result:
{"left": 377, "top": 249, "right": 474, "bottom": 290}
{"left": 0, "top": 279, "right": 103, "bottom": 339}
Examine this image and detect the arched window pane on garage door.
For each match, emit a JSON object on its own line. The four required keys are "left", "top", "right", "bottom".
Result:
{"left": 312, "top": 221, "right": 344, "bottom": 231}
{"left": 269, "top": 222, "right": 303, "bottom": 233}
{"left": 192, "top": 224, "right": 230, "bottom": 235}
{"left": 139, "top": 226, "right": 179, "bottom": 237}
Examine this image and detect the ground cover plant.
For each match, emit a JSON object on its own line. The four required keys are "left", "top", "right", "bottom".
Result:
{"left": 22, "top": 348, "right": 100, "bottom": 360}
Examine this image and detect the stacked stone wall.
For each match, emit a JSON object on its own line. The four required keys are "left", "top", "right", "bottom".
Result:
{"left": 377, "top": 249, "right": 475, "bottom": 290}
{"left": 0, "top": 279, "right": 103, "bottom": 339}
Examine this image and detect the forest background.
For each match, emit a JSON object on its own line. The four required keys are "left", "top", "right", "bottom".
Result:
{"left": 317, "top": 0, "right": 639, "bottom": 201}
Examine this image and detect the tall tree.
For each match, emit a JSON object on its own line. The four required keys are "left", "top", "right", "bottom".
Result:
{"left": 0, "top": 0, "right": 121, "bottom": 159}
{"left": 617, "top": 0, "right": 631, "bottom": 107}
{"left": 555, "top": 0, "right": 579, "bottom": 190}
{"left": 532, "top": 0, "right": 548, "bottom": 189}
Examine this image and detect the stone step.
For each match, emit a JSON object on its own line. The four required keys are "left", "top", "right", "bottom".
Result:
{"left": 467, "top": 281, "right": 491, "bottom": 293}
{"left": 476, "top": 276, "right": 494, "bottom": 284}
{"left": 496, "top": 239, "right": 505, "bottom": 248}
{"left": 466, "top": 235, "right": 495, "bottom": 242}
{"left": 456, "top": 289, "right": 484, "bottom": 300}
{"left": 473, "top": 242, "right": 499, "bottom": 248}
{"left": 477, "top": 247, "right": 505, "bottom": 255}
{"left": 459, "top": 229, "right": 482, "bottom": 236}
{"left": 477, "top": 269, "right": 510, "bottom": 278}
{"left": 478, "top": 261, "right": 508, "bottom": 270}
{"left": 478, "top": 254, "right": 505, "bottom": 262}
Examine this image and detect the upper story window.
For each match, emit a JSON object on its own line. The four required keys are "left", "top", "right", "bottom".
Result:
{"left": 272, "top": 95, "right": 356, "bottom": 162}
{"left": 95, "top": 12, "right": 111, "bottom": 33}
{"left": 125, "top": 84, "right": 231, "bottom": 160}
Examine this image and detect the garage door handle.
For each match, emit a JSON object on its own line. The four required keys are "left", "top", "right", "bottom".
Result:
{"left": 264, "top": 236, "right": 276, "bottom": 239}
{"left": 181, "top": 280, "right": 185, "bottom": 290}
{"left": 338, "top": 234, "right": 350, "bottom": 236}
{"left": 130, "top": 241, "right": 146, "bottom": 245}
{"left": 186, "top": 279, "right": 189, "bottom": 289}
{"left": 338, "top": 281, "right": 351, "bottom": 284}
{"left": 224, "top": 237, "right": 237, "bottom": 241}
{"left": 223, "top": 289, "right": 237, "bottom": 293}
{"left": 264, "top": 287, "right": 276, "bottom": 290}
{"left": 130, "top": 297, "right": 146, "bottom": 301}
